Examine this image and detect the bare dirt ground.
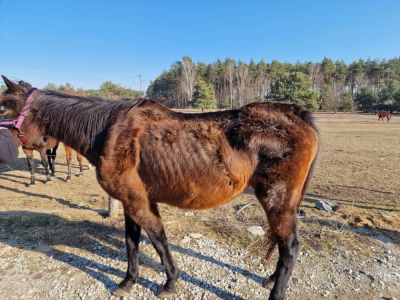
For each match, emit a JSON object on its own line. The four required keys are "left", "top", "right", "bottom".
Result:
{"left": 0, "top": 112, "right": 399, "bottom": 300}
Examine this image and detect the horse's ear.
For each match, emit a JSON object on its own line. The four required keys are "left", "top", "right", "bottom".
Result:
{"left": 1, "top": 75, "right": 23, "bottom": 93}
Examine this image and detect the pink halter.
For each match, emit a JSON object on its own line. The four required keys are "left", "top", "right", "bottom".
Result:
{"left": 0, "top": 88, "right": 38, "bottom": 144}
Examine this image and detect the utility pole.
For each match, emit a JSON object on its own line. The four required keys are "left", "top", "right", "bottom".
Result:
{"left": 137, "top": 74, "right": 145, "bottom": 96}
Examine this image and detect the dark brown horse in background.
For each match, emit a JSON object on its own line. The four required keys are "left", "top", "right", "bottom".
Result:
{"left": 375, "top": 111, "right": 391, "bottom": 122}
{"left": 0, "top": 76, "right": 319, "bottom": 300}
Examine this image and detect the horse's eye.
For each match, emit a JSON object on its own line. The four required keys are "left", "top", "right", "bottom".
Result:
{"left": 0, "top": 106, "right": 5, "bottom": 113}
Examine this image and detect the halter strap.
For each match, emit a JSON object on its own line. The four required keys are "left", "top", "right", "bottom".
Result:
{"left": 15, "top": 88, "right": 38, "bottom": 129}
{"left": 0, "top": 119, "right": 16, "bottom": 127}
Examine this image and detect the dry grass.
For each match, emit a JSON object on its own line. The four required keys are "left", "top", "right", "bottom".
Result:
{"left": 0, "top": 112, "right": 399, "bottom": 256}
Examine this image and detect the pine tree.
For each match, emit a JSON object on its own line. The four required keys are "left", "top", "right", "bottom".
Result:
{"left": 270, "top": 72, "right": 319, "bottom": 110}
{"left": 358, "top": 86, "right": 378, "bottom": 111}
{"left": 192, "top": 80, "right": 216, "bottom": 109}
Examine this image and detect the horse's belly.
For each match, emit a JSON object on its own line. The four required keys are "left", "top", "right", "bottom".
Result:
{"left": 138, "top": 130, "right": 253, "bottom": 209}
{"left": 150, "top": 179, "right": 246, "bottom": 209}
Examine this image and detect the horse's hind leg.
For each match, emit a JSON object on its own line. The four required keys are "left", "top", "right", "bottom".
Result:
{"left": 113, "top": 212, "right": 142, "bottom": 297}
{"left": 115, "top": 200, "right": 178, "bottom": 298}
{"left": 253, "top": 181, "right": 301, "bottom": 300}
{"left": 253, "top": 139, "right": 317, "bottom": 300}
{"left": 65, "top": 146, "right": 73, "bottom": 182}
{"left": 77, "top": 152, "right": 83, "bottom": 177}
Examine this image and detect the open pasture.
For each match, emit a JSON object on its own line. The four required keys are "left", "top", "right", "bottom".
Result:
{"left": 0, "top": 112, "right": 399, "bottom": 300}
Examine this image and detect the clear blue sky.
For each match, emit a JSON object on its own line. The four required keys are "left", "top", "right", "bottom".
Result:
{"left": 1, "top": 0, "right": 399, "bottom": 91}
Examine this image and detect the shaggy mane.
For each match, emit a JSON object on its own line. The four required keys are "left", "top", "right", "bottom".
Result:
{"left": 31, "top": 90, "right": 143, "bottom": 159}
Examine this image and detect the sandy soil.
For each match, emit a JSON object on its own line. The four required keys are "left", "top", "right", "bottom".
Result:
{"left": 0, "top": 112, "right": 399, "bottom": 300}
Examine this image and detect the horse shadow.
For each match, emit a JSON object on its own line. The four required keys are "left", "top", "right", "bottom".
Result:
{"left": 300, "top": 217, "right": 400, "bottom": 246}
{"left": 0, "top": 212, "right": 267, "bottom": 299}
{"left": 304, "top": 193, "right": 400, "bottom": 213}
{"left": 0, "top": 177, "right": 95, "bottom": 211}
{"left": 0, "top": 157, "right": 91, "bottom": 181}
{"left": 0, "top": 157, "right": 33, "bottom": 173}
{"left": 332, "top": 184, "right": 396, "bottom": 195}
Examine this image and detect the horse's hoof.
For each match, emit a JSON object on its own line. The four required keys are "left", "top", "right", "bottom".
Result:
{"left": 112, "top": 287, "right": 130, "bottom": 297}
{"left": 45, "top": 181, "right": 52, "bottom": 185}
{"left": 157, "top": 287, "right": 177, "bottom": 299}
{"left": 78, "top": 173, "right": 83, "bottom": 177}
{"left": 27, "top": 184, "right": 35, "bottom": 188}
{"left": 51, "top": 174, "right": 56, "bottom": 177}
{"left": 66, "top": 178, "right": 71, "bottom": 183}
{"left": 263, "top": 277, "right": 275, "bottom": 290}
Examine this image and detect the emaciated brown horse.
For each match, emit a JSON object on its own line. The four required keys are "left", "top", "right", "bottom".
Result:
{"left": 0, "top": 76, "right": 319, "bottom": 300}
{"left": 375, "top": 111, "right": 391, "bottom": 122}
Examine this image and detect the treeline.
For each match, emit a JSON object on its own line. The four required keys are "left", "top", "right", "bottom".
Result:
{"left": 146, "top": 56, "right": 400, "bottom": 112}
{"left": 43, "top": 81, "right": 143, "bottom": 99}
{"left": 0, "top": 81, "right": 143, "bottom": 100}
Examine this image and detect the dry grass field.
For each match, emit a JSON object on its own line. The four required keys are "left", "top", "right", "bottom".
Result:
{"left": 0, "top": 111, "right": 399, "bottom": 300}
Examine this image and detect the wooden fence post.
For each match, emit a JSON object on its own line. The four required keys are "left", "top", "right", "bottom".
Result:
{"left": 108, "top": 196, "right": 119, "bottom": 218}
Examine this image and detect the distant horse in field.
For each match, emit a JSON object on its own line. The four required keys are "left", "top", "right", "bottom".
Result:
{"left": 375, "top": 111, "right": 391, "bottom": 122}
{"left": 0, "top": 76, "right": 319, "bottom": 300}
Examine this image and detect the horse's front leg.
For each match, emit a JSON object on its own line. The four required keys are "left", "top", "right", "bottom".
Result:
{"left": 144, "top": 204, "right": 179, "bottom": 299}
{"left": 50, "top": 144, "right": 58, "bottom": 175}
{"left": 23, "top": 149, "right": 35, "bottom": 186}
{"left": 39, "top": 148, "right": 51, "bottom": 184}
{"left": 46, "top": 149, "right": 56, "bottom": 176}
{"left": 113, "top": 212, "right": 142, "bottom": 297}
{"left": 114, "top": 200, "right": 179, "bottom": 299}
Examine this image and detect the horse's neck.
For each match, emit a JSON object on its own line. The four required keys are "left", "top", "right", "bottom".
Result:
{"left": 33, "top": 93, "right": 113, "bottom": 164}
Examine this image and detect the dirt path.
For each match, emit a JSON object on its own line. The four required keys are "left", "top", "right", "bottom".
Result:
{"left": 0, "top": 212, "right": 399, "bottom": 300}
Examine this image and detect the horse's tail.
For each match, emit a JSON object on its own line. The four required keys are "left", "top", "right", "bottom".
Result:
{"left": 264, "top": 107, "right": 319, "bottom": 261}
{"left": 294, "top": 107, "right": 319, "bottom": 203}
